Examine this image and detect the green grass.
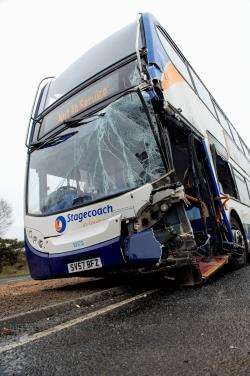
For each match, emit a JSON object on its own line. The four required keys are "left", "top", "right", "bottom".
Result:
{"left": 0, "top": 262, "right": 29, "bottom": 277}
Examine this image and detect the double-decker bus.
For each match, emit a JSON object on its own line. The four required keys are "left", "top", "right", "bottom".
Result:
{"left": 25, "top": 13, "right": 250, "bottom": 284}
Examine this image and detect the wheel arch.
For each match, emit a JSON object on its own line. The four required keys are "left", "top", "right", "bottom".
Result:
{"left": 230, "top": 208, "right": 243, "bottom": 226}
{"left": 229, "top": 208, "right": 249, "bottom": 255}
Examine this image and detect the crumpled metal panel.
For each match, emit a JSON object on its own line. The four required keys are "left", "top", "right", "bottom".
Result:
{"left": 124, "top": 229, "right": 162, "bottom": 264}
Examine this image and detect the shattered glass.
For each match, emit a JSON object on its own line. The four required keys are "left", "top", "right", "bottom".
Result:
{"left": 28, "top": 92, "right": 167, "bottom": 215}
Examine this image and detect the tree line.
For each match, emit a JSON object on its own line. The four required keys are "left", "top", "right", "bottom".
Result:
{"left": 0, "top": 238, "right": 25, "bottom": 273}
{"left": 0, "top": 198, "right": 25, "bottom": 273}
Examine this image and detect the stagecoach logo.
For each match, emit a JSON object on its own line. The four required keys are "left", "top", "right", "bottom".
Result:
{"left": 55, "top": 216, "right": 67, "bottom": 233}
{"left": 54, "top": 204, "right": 113, "bottom": 233}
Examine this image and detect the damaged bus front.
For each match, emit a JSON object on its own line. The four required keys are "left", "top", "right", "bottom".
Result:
{"left": 25, "top": 14, "right": 248, "bottom": 282}
{"left": 25, "top": 88, "right": 193, "bottom": 279}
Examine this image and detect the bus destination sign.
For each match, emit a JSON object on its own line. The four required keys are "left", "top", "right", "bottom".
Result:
{"left": 37, "top": 61, "right": 139, "bottom": 140}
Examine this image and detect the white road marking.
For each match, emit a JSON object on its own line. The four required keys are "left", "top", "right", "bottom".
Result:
{"left": 0, "top": 289, "right": 158, "bottom": 354}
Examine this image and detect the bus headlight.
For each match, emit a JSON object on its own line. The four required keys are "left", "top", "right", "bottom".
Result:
{"left": 26, "top": 228, "right": 45, "bottom": 249}
{"left": 38, "top": 239, "right": 44, "bottom": 248}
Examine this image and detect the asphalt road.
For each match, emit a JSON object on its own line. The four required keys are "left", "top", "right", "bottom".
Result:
{"left": 0, "top": 266, "right": 249, "bottom": 376}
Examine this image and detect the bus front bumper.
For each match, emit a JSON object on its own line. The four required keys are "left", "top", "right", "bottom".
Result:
{"left": 25, "top": 235, "right": 126, "bottom": 280}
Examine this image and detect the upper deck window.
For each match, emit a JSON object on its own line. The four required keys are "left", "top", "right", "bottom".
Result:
{"left": 241, "top": 140, "right": 250, "bottom": 160}
{"left": 229, "top": 123, "right": 243, "bottom": 151}
{"left": 156, "top": 27, "right": 193, "bottom": 88}
{"left": 214, "top": 103, "right": 232, "bottom": 136}
{"left": 247, "top": 180, "right": 250, "bottom": 197}
{"left": 189, "top": 68, "right": 216, "bottom": 117}
{"left": 38, "top": 21, "right": 141, "bottom": 113}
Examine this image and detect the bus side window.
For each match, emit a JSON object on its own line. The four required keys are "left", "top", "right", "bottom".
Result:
{"left": 233, "top": 170, "right": 250, "bottom": 205}
{"left": 156, "top": 27, "right": 193, "bottom": 88}
{"left": 211, "top": 148, "right": 238, "bottom": 198}
{"left": 214, "top": 103, "right": 232, "bottom": 137}
{"left": 229, "top": 123, "right": 243, "bottom": 152}
{"left": 241, "top": 139, "right": 249, "bottom": 159}
{"left": 190, "top": 69, "right": 216, "bottom": 117}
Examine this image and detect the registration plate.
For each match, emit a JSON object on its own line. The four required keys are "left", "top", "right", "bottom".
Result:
{"left": 67, "top": 257, "right": 102, "bottom": 273}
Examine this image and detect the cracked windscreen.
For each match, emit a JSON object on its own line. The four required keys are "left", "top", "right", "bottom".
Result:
{"left": 27, "top": 91, "right": 167, "bottom": 215}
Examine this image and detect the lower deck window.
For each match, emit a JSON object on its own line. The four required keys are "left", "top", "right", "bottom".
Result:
{"left": 214, "top": 154, "right": 237, "bottom": 198}
{"left": 233, "top": 170, "right": 250, "bottom": 205}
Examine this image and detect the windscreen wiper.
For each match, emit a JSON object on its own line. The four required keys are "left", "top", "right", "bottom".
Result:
{"left": 29, "top": 112, "right": 106, "bottom": 149}
{"left": 29, "top": 131, "right": 77, "bottom": 150}
{"left": 64, "top": 112, "right": 106, "bottom": 128}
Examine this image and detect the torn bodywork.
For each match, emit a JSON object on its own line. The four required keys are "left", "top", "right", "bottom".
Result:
{"left": 118, "top": 85, "right": 231, "bottom": 284}
{"left": 121, "top": 173, "right": 201, "bottom": 283}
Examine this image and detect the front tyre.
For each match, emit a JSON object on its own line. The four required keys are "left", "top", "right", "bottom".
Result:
{"left": 229, "top": 216, "right": 247, "bottom": 269}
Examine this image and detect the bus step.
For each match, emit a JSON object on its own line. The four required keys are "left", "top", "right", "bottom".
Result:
{"left": 198, "top": 256, "right": 229, "bottom": 279}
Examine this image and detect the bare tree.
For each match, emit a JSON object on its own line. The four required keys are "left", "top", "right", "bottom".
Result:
{"left": 0, "top": 198, "right": 13, "bottom": 237}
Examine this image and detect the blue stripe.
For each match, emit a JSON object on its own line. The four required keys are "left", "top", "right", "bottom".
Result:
{"left": 25, "top": 235, "right": 125, "bottom": 280}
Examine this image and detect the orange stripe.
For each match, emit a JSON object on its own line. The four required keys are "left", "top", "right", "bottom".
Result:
{"left": 162, "top": 62, "right": 184, "bottom": 91}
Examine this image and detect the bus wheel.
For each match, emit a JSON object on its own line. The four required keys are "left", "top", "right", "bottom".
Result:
{"left": 229, "top": 216, "right": 247, "bottom": 269}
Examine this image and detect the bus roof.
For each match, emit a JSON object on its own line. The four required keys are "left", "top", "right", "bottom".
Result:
{"left": 47, "top": 20, "right": 142, "bottom": 107}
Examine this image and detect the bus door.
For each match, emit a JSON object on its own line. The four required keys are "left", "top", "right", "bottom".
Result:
{"left": 164, "top": 116, "right": 230, "bottom": 259}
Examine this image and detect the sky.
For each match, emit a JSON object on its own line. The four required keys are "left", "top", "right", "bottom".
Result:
{"left": 0, "top": 0, "right": 249, "bottom": 239}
